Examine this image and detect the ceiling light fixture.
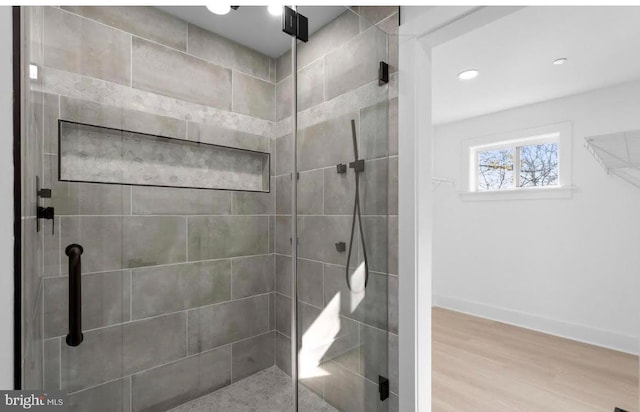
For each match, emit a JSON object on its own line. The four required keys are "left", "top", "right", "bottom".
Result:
{"left": 458, "top": 69, "right": 479, "bottom": 80}
{"left": 207, "top": 4, "right": 231, "bottom": 15}
{"left": 553, "top": 58, "right": 568, "bottom": 65}
{"left": 268, "top": 5, "right": 283, "bottom": 16}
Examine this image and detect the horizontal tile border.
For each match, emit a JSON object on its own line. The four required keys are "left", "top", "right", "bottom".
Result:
{"left": 38, "top": 66, "right": 276, "bottom": 138}
{"left": 274, "top": 73, "right": 398, "bottom": 138}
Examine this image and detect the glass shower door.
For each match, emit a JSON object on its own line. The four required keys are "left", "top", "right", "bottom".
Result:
{"left": 26, "top": 5, "right": 286, "bottom": 411}
{"left": 23, "top": 5, "right": 398, "bottom": 411}
{"left": 37, "top": 6, "right": 131, "bottom": 407}
{"left": 288, "top": 6, "right": 398, "bottom": 412}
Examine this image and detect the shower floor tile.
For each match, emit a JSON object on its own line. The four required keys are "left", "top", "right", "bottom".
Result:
{"left": 168, "top": 366, "right": 338, "bottom": 412}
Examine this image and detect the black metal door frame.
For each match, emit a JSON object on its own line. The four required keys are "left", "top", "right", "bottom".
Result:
{"left": 12, "top": 5, "right": 22, "bottom": 390}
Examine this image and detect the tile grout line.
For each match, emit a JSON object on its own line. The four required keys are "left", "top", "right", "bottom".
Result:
{"left": 129, "top": 269, "right": 132, "bottom": 322}
{"left": 230, "top": 71, "right": 234, "bottom": 114}
{"left": 58, "top": 337, "right": 61, "bottom": 391}
{"left": 322, "top": 56, "right": 327, "bottom": 104}
{"left": 185, "top": 23, "right": 189, "bottom": 55}
{"left": 45, "top": 292, "right": 274, "bottom": 341}
{"left": 44, "top": 251, "right": 278, "bottom": 279}
{"left": 322, "top": 166, "right": 326, "bottom": 215}
{"left": 357, "top": 320, "right": 362, "bottom": 377}
{"left": 185, "top": 216, "right": 189, "bottom": 262}
{"left": 130, "top": 34, "right": 133, "bottom": 88}
{"left": 230, "top": 342, "right": 233, "bottom": 383}
{"left": 184, "top": 311, "right": 188, "bottom": 358}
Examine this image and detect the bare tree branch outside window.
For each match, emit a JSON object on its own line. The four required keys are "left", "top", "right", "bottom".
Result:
{"left": 477, "top": 148, "right": 514, "bottom": 190}
{"left": 519, "top": 143, "right": 558, "bottom": 187}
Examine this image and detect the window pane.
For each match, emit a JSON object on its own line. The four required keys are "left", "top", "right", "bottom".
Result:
{"left": 477, "top": 148, "right": 515, "bottom": 191}
{"left": 519, "top": 143, "right": 558, "bottom": 187}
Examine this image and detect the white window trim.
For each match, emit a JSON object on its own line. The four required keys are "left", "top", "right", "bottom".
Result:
{"left": 461, "top": 122, "right": 573, "bottom": 201}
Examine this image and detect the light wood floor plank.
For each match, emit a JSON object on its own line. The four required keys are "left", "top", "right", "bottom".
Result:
{"left": 433, "top": 307, "right": 639, "bottom": 412}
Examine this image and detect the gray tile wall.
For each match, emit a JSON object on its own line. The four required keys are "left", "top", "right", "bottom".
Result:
{"left": 30, "top": 5, "right": 399, "bottom": 412}
{"left": 35, "top": 6, "right": 279, "bottom": 411}
{"left": 46, "top": 7, "right": 277, "bottom": 109}
{"left": 272, "top": 7, "right": 400, "bottom": 412}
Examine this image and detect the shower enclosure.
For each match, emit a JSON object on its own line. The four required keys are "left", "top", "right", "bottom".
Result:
{"left": 18, "top": 6, "right": 399, "bottom": 411}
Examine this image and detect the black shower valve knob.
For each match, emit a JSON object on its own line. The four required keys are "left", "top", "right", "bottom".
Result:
{"left": 37, "top": 206, "right": 55, "bottom": 235}
{"left": 335, "top": 242, "right": 346, "bottom": 252}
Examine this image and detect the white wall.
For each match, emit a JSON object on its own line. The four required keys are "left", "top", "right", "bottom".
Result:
{"left": 0, "top": 5, "right": 15, "bottom": 388}
{"left": 433, "top": 79, "right": 640, "bottom": 354}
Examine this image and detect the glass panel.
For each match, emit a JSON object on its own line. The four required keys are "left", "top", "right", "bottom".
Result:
{"left": 22, "top": 5, "right": 45, "bottom": 390}
{"left": 519, "top": 143, "right": 559, "bottom": 187}
{"left": 24, "top": 5, "right": 287, "bottom": 411}
{"left": 294, "top": 6, "right": 397, "bottom": 411}
{"left": 477, "top": 147, "right": 515, "bottom": 191}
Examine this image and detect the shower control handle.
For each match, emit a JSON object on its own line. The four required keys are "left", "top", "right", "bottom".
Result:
{"left": 349, "top": 159, "right": 365, "bottom": 173}
{"left": 37, "top": 207, "right": 55, "bottom": 235}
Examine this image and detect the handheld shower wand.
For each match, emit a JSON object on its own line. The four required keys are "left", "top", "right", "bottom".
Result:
{"left": 345, "top": 119, "right": 369, "bottom": 292}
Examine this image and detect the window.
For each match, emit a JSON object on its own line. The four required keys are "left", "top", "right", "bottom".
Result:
{"left": 462, "top": 123, "right": 572, "bottom": 200}
{"left": 476, "top": 142, "right": 559, "bottom": 191}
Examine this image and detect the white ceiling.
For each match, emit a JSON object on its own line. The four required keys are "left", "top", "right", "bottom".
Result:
{"left": 432, "top": 7, "right": 640, "bottom": 125}
{"left": 157, "top": 6, "right": 346, "bottom": 58}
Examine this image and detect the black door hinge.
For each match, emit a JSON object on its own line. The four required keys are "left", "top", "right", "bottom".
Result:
{"left": 282, "top": 6, "right": 308, "bottom": 42}
{"left": 379, "top": 61, "right": 389, "bottom": 86}
{"left": 379, "top": 375, "right": 389, "bottom": 401}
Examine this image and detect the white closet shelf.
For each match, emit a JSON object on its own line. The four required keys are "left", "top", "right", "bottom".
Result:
{"left": 585, "top": 130, "right": 640, "bottom": 188}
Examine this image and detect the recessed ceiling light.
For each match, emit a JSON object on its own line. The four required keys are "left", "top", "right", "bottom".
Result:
{"left": 458, "top": 69, "right": 479, "bottom": 80}
{"left": 268, "top": 5, "right": 283, "bottom": 16}
{"left": 553, "top": 58, "right": 568, "bottom": 65}
{"left": 207, "top": 4, "right": 231, "bottom": 15}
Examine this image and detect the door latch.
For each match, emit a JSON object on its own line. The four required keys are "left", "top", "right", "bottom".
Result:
{"left": 36, "top": 176, "right": 55, "bottom": 234}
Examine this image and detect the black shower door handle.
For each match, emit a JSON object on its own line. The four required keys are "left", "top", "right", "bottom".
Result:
{"left": 65, "top": 244, "right": 84, "bottom": 347}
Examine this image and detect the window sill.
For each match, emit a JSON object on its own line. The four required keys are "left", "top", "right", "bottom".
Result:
{"left": 460, "top": 185, "right": 576, "bottom": 201}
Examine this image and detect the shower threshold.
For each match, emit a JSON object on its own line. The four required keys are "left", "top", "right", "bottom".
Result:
{"left": 168, "top": 366, "right": 338, "bottom": 412}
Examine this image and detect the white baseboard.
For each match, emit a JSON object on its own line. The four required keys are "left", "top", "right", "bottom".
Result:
{"left": 433, "top": 294, "right": 638, "bottom": 355}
